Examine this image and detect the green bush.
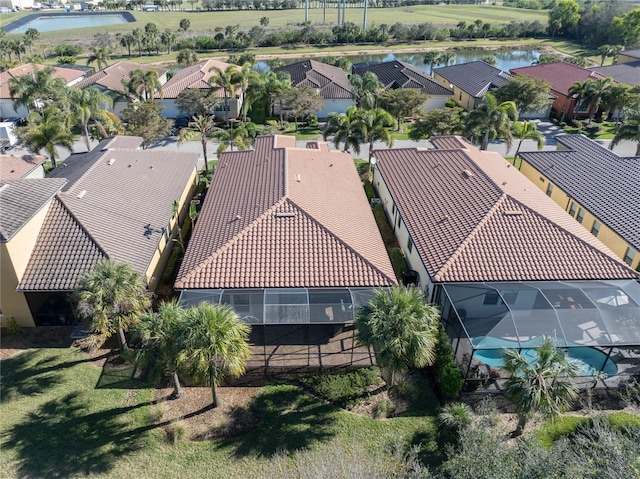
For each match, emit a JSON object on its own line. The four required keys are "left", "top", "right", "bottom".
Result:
{"left": 5, "top": 317, "right": 21, "bottom": 335}
{"left": 373, "top": 204, "right": 396, "bottom": 247}
{"left": 604, "top": 411, "right": 640, "bottom": 429}
{"left": 305, "top": 114, "right": 318, "bottom": 128}
{"left": 374, "top": 395, "right": 396, "bottom": 419}
{"left": 363, "top": 179, "right": 376, "bottom": 201}
{"left": 538, "top": 415, "right": 590, "bottom": 447}
{"left": 299, "top": 367, "right": 382, "bottom": 408}
{"left": 391, "top": 248, "right": 407, "bottom": 278}
{"left": 434, "top": 326, "right": 464, "bottom": 399}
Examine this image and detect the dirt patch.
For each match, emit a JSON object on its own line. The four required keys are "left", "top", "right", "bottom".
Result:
{"left": 0, "top": 327, "right": 75, "bottom": 361}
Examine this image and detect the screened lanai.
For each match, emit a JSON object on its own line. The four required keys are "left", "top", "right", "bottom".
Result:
{"left": 179, "top": 287, "right": 377, "bottom": 324}
{"left": 433, "top": 280, "right": 640, "bottom": 379}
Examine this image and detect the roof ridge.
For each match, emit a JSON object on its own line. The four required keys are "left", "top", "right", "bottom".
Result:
{"left": 55, "top": 196, "right": 109, "bottom": 258}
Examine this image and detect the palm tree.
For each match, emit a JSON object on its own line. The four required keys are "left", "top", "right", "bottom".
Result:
{"left": 176, "top": 48, "right": 198, "bottom": 67}
{"left": 236, "top": 62, "right": 259, "bottom": 122}
{"left": 16, "top": 107, "right": 74, "bottom": 168}
{"left": 323, "top": 106, "right": 364, "bottom": 154}
{"left": 8, "top": 64, "right": 67, "bottom": 114}
{"left": 74, "top": 258, "right": 151, "bottom": 353}
{"left": 214, "top": 121, "right": 255, "bottom": 156}
{"left": 465, "top": 93, "right": 517, "bottom": 151}
{"left": 568, "top": 80, "right": 588, "bottom": 121}
{"left": 86, "top": 46, "right": 111, "bottom": 70}
{"left": 136, "top": 300, "right": 186, "bottom": 398}
{"left": 355, "top": 286, "right": 440, "bottom": 386}
{"left": 511, "top": 120, "right": 544, "bottom": 162}
{"left": 437, "top": 51, "right": 455, "bottom": 67}
{"left": 610, "top": 107, "right": 640, "bottom": 156}
{"left": 119, "top": 33, "right": 135, "bottom": 58}
{"left": 583, "top": 77, "right": 613, "bottom": 124}
{"left": 356, "top": 107, "right": 394, "bottom": 166}
{"left": 349, "top": 71, "right": 383, "bottom": 110}
{"left": 177, "top": 114, "right": 216, "bottom": 176}
{"left": 178, "top": 303, "right": 251, "bottom": 408}
{"left": 66, "top": 87, "right": 114, "bottom": 151}
{"left": 209, "top": 64, "right": 239, "bottom": 126}
{"left": 503, "top": 336, "right": 579, "bottom": 437}
{"left": 423, "top": 50, "right": 440, "bottom": 76}
{"left": 124, "top": 68, "right": 163, "bottom": 102}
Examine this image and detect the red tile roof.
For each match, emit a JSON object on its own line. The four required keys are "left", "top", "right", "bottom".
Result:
{"left": 176, "top": 135, "right": 396, "bottom": 289}
{"left": 510, "top": 62, "right": 607, "bottom": 95}
{"left": 0, "top": 154, "right": 46, "bottom": 179}
{"left": 159, "top": 59, "right": 240, "bottom": 99}
{"left": 374, "top": 138, "right": 638, "bottom": 282}
{"left": 74, "top": 61, "right": 167, "bottom": 96}
{"left": 0, "top": 63, "right": 86, "bottom": 99}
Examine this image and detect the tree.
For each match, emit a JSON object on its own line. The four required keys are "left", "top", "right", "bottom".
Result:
{"left": 75, "top": 258, "right": 151, "bottom": 353}
{"left": 511, "top": 120, "right": 545, "bottom": 160}
{"left": 378, "top": 89, "right": 428, "bottom": 131}
{"left": 66, "top": 87, "right": 114, "bottom": 151}
{"left": 214, "top": 121, "right": 255, "bottom": 156}
{"left": 22, "top": 28, "right": 40, "bottom": 55}
{"left": 282, "top": 85, "right": 324, "bottom": 130}
{"left": 178, "top": 303, "right": 251, "bottom": 408}
{"left": 493, "top": 75, "right": 552, "bottom": 118}
{"left": 209, "top": 64, "right": 239, "bottom": 126}
{"left": 136, "top": 300, "right": 186, "bottom": 398}
{"left": 323, "top": 106, "right": 364, "bottom": 154}
{"left": 355, "top": 286, "right": 440, "bottom": 386}
{"left": 602, "top": 83, "right": 630, "bottom": 125}
{"left": 596, "top": 44, "right": 623, "bottom": 67}
{"left": 86, "top": 46, "right": 111, "bottom": 70}
{"left": 260, "top": 16, "right": 269, "bottom": 27}
{"left": 119, "top": 33, "right": 135, "bottom": 58}
{"left": 175, "top": 88, "right": 219, "bottom": 117}
{"left": 176, "top": 48, "right": 198, "bottom": 67}
{"left": 610, "top": 106, "right": 640, "bottom": 156}
{"left": 465, "top": 93, "right": 517, "bottom": 151}
{"left": 16, "top": 107, "right": 74, "bottom": 168}
{"left": 121, "top": 101, "right": 173, "bottom": 148}
{"left": 259, "top": 71, "right": 292, "bottom": 124}
{"left": 160, "top": 29, "right": 177, "bottom": 55}
{"left": 349, "top": 71, "right": 383, "bottom": 110}
{"left": 503, "top": 336, "right": 579, "bottom": 436}
{"left": 178, "top": 114, "right": 216, "bottom": 176}
{"left": 408, "top": 106, "right": 466, "bottom": 141}
{"left": 548, "top": 0, "right": 580, "bottom": 38}
{"left": 356, "top": 107, "right": 394, "bottom": 165}
{"left": 123, "top": 68, "right": 163, "bottom": 102}
{"left": 583, "top": 77, "right": 613, "bottom": 123}
{"left": 8, "top": 64, "right": 67, "bottom": 114}
{"left": 567, "top": 80, "right": 588, "bottom": 121}
{"left": 236, "top": 62, "right": 259, "bottom": 122}
{"left": 423, "top": 50, "right": 441, "bottom": 76}
{"left": 609, "top": 9, "right": 640, "bottom": 48}
{"left": 179, "top": 18, "right": 191, "bottom": 31}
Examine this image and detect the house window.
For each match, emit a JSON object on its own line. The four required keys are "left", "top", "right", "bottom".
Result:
{"left": 407, "top": 237, "right": 413, "bottom": 254}
{"left": 569, "top": 202, "right": 577, "bottom": 217}
{"left": 624, "top": 247, "right": 637, "bottom": 266}
{"left": 546, "top": 183, "right": 554, "bottom": 197}
{"left": 591, "top": 220, "right": 601, "bottom": 236}
{"left": 576, "top": 208, "right": 585, "bottom": 224}
{"left": 539, "top": 176, "right": 545, "bottom": 183}
{"left": 574, "top": 99, "right": 589, "bottom": 114}
{"left": 397, "top": 215, "right": 401, "bottom": 229}
{"left": 392, "top": 203, "right": 396, "bottom": 216}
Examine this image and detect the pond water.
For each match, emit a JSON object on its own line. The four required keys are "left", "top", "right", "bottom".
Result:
{"left": 256, "top": 48, "right": 541, "bottom": 73}
{"left": 6, "top": 13, "right": 131, "bottom": 34}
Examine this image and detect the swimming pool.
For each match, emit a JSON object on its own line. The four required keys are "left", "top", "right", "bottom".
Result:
{"left": 471, "top": 336, "right": 618, "bottom": 377}
{"left": 4, "top": 12, "right": 134, "bottom": 34}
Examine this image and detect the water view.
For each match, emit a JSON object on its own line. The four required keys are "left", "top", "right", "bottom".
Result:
{"left": 6, "top": 13, "right": 132, "bottom": 34}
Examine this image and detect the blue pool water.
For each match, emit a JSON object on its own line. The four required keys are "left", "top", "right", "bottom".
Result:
{"left": 6, "top": 13, "right": 130, "bottom": 34}
{"left": 472, "top": 336, "right": 618, "bottom": 377}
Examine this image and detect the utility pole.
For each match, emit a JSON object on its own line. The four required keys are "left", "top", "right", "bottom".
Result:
{"left": 363, "top": 0, "right": 367, "bottom": 29}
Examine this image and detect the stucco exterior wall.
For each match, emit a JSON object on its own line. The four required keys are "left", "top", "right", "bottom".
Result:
{"left": 158, "top": 97, "right": 241, "bottom": 120}
{"left": 315, "top": 99, "right": 354, "bottom": 119}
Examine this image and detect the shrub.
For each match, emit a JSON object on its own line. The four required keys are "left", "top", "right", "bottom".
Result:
{"left": 374, "top": 395, "right": 396, "bottom": 419}
{"left": 363, "top": 178, "right": 376, "bottom": 200}
{"left": 299, "top": 367, "right": 382, "bottom": 408}
{"left": 373, "top": 204, "right": 395, "bottom": 247}
{"left": 604, "top": 411, "right": 640, "bottom": 429}
{"left": 433, "top": 326, "right": 464, "bottom": 399}
{"left": 5, "top": 317, "right": 21, "bottom": 335}
{"left": 439, "top": 402, "right": 473, "bottom": 433}
{"left": 54, "top": 43, "right": 82, "bottom": 57}
{"left": 305, "top": 114, "right": 318, "bottom": 128}
{"left": 391, "top": 248, "right": 407, "bottom": 278}
{"left": 445, "top": 100, "right": 457, "bottom": 108}
{"left": 538, "top": 415, "right": 590, "bottom": 447}
{"left": 56, "top": 56, "right": 76, "bottom": 64}
{"left": 166, "top": 422, "right": 186, "bottom": 445}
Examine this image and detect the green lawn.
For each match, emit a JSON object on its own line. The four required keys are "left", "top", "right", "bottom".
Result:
{"left": 0, "top": 348, "right": 442, "bottom": 478}
{"left": 563, "top": 121, "right": 617, "bottom": 140}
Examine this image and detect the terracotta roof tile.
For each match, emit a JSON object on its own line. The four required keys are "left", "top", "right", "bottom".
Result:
{"left": 176, "top": 135, "right": 396, "bottom": 289}
{"left": 0, "top": 154, "right": 46, "bottom": 179}
{"left": 374, "top": 137, "right": 638, "bottom": 282}
{"left": 0, "top": 63, "right": 86, "bottom": 99}
{"left": 74, "top": 61, "right": 167, "bottom": 96}
{"left": 353, "top": 60, "right": 453, "bottom": 96}
{"left": 432, "top": 61, "right": 510, "bottom": 97}
{"left": 159, "top": 59, "right": 240, "bottom": 99}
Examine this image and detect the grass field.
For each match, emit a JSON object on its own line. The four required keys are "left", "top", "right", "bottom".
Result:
{"left": 0, "top": 347, "right": 442, "bottom": 479}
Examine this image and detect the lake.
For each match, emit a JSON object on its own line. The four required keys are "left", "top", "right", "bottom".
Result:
{"left": 5, "top": 12, "right": 133, "bottom": 34}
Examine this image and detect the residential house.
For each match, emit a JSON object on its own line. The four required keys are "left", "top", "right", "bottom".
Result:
{"left": 519, "top": 134, "right": 640, "bottom": 271}
{"left": 0, "top": 63, "right": 87, "bottom": 118}
{"left": 1, "top": 136, "right": 199, "bottom": 327}
{"left": 274, "top": 60, "right": 353, "bottom": 119}
{"left": 372, "top": 136, "right": 640, "bottom": 382}
{"left": 592, "top": 61, "right": 640, "bottom": 88}
{"left": 74, "top": 61, "right": 168, "bottom": 115}
{"left": 616, "top": 48, "right": 640, "bottom": 64}
{"left": 352, "top": 60, "right": 453, "bottom": 111}
{"left": 432, "top": 61, "right": 511, "bottom": 111}
{"left": 0, "top": 154, "right": 46, "bottom": 179}
{"left": 157, "top": 59, "right": 242, "bottom": 120}
{"left": 175, "top": 135, "right": 396, "bottom": 327}
{"left": 510, "top": 62, "right": 608, "bottom": 120}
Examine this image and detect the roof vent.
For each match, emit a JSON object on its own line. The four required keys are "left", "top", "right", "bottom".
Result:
{"left": 77, "top": 190, "right": 87, "bottom": 199}
{"left": 504, "top": 210, "right": 523, "bottom": 216}
{"left": 235, "top": 214, "right": 242, "bottom": 220}
{"left": 296, "top": 174, "right": 301, "bottom": 182}
{"left": 107, "top": 158, "right": 116, "bottom": 165}
{"left": 439, "top": 214, "right": 449, "bottom": 223}
{"left": 462, "top": 169, "right": 474, "bottom": 178}
{"left": 276, "top": 212, "right": 295, "bottom": 218}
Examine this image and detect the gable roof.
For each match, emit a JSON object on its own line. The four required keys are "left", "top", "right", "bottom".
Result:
{"left": 0, "top": 178, "right": 66, "bottom": 242}
{"left": 592, "top": 61, "right": 640, "bottom": 87}
{"left": 432, "top": 61, "right": 510, "bottom": 98}
{"left": 274, "top": 60, "right": 352, "bottom": 99}
{"left": 0, "top": 63, "right": 86, "bottom": 99}
{"left": 18, "top": 136, "right": 198, "bottom": 290}
{"left": 620, "top": 48, "right": 640, "bottom": 60}
{"left": 519, "top": 133, "right": 640, "bottom": 253}
{"left": 175, "top": 135, "right": 396, "bottom": 289}
{"left": 159, "top": 59, "right": 240, "bottom": 99}
{"left": 352, "top": 60, "right": 453, "bottom": 96}
{"left": 0, "top": 154, "right": 46, "bottom": 179}
{"left": 374, "top": 137, "right": 638, "bottom": 283}
{"left": 510, "top": 62, "right": 606, "bottom": 95}
{"left": 74, "top": 61, "right": 168, "bottom": 96}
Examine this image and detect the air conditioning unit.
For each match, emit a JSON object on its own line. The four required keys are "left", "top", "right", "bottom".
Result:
{"left": 370, "top": 198, "right": 382, "bottom": 205}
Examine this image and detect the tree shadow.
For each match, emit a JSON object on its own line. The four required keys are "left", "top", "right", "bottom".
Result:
{"left": 218, "top": 385, "right": 338, "bottom": 457}
{"left": 2, "top": 392, "right": 162, "bottom": 478}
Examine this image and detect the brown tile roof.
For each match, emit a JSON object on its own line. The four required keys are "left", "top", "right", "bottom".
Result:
{"left": 0, "top": 154, "right": 46, "bottom": 179}
{"left": 275, "top": 60, "right": 352, "bottom": 100}
{"left": 510, "top": 62, "right": 607, "bottom": 95}
{"left": 0, "top": 63, "right": 86, "bottom": 99}
{"left": 74, "top": 61, "right": 167, "bottom": 96}
{"left": 353, "top": 60, "right": 454, "bottom": 96}
{"left": 373, "top": 138, "right": 638, "bottom": 282}
{"left": 519, "top": 134, "right": 640, "bottom": 253}
{"left": 175, "top": 135, "right": 396, "bottom": 289}
{"left": 431, "top": 61, "right": 509, "bottom": 97}
{"left": 159, "top": 59, "right": 240, "bottom": 99}
{"left": 18, "top": 198, "right": 106, "bottom": 291}
{"left": 0, "top": 178, "right": 66, "bottom": 242}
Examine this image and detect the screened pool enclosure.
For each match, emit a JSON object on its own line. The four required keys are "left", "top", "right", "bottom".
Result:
{"left": 179, "top": 288, "right": 377, "bottom": 324}
{"left": 433, "top": 280, "right": 640, "bottom": 380}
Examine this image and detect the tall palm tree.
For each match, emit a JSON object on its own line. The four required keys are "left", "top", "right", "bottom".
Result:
{"left": 465, "top": 93, "right": 517, "bottom": 150}
{"left": 177, "top": 114, "right": 216, "bottom": 176}
{"left": 86, "top": 47, "right": 111, "bottom": 70}
{"left": 503, "top": 336, "right": 579, "bottom": 437}
{"left": 178, "top": 303, "right": 251, "bottom": 408}
{"left": 236, "top": 62, "right": 259, "bottom": 122}
{"left": 323, "top": 106, "right": 364, "bottom": 154}
{"left": 214, "top": 121, "right": 255, "bottom": 156}
{"left": 355, "top": 286, "right": 440, "bottom": 386}
{"left": 356, "top": 107, "right": 394, "bottom": 166}
{"left": 8, "top": 64, "right": 67, "bottom": 114}
{"left": 511, "top": 120, "right": 545, "bottom": 162}
{"left": 583, "top": 77, "right": 613, "bottom": 124}
{"left": 16, "top": 107, "right": 74, "bottom": 168}
{"left": 423, "top": 50, "right": 440, "bottom": 76}
{"left": 349, "top": 71, "right": 383, "bottom": 110}
{"left": 136, "top": 300, "right": 186, "bottom": 398}
{"left": 567, "top": 80, "right": 588, "bottom": 121}
{"left": 209, "top": 65, "right": 239, "bottom": 126}
{"left": 66, "top": 87, "right": 114, "bottom": 151}
{"left": 74, "top": 258, "right": 151, "bottom": 353}
{"left": 610, "top": 107, "right": 640, "bottom": 156}
{"left": 124, "top": 68, "right": 163, "bottom": 102}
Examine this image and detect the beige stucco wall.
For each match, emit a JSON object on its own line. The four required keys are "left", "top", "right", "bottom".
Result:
{"left": 0, "top": 201, "right": 52, "bottom": 327}
{"left": 519, "top": 160, "right": 639, "bottom": 270}
{"left": 432, "top": 73, "right": 477, "bottom": 110}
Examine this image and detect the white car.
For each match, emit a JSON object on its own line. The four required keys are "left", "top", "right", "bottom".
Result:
{"left": 0, "top": 7, "right": 12, "bottom": 13}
